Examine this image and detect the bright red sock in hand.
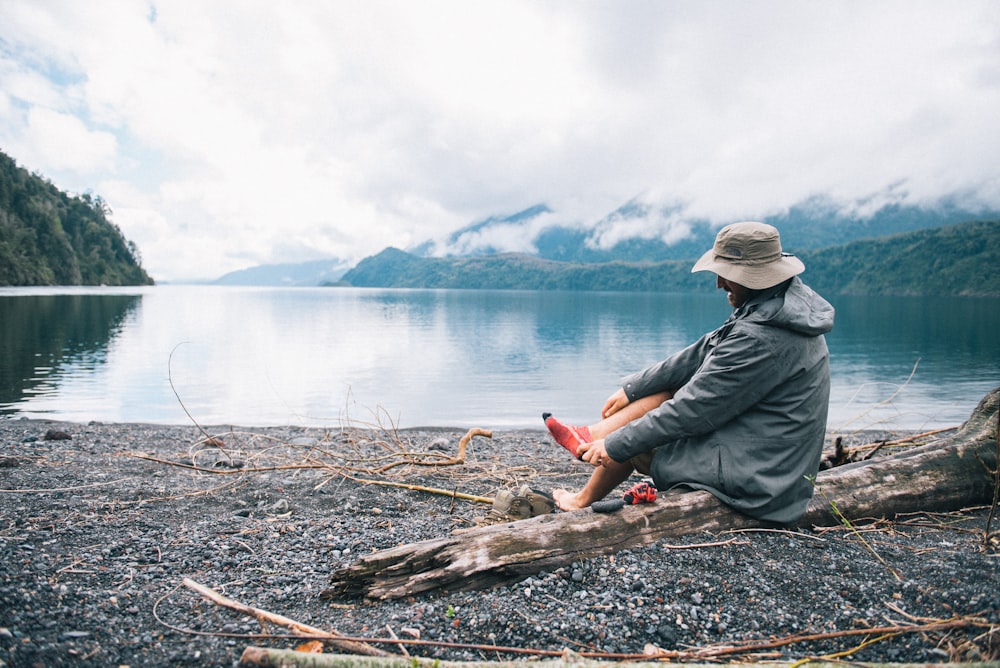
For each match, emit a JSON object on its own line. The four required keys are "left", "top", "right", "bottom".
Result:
{"left": 542, "top": 413, "right": 592, "bottom": 459}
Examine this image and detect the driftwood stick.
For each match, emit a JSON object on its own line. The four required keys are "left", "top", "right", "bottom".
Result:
{"left": 375, "top": 427, "right": 492, "bottom": 473}
{"left": 181, "top": 578, "right": 391, "bottom": 657}
{"left": 236, "top": 648, "right": 594, "bottom": 667}
{"left": 333, "top": 428, "right": 497, "bottom": 503}
{"left": 323, "top": 388, "right": 999, "bottom": 601}
{"left": 884, "top": 426, "right": 958, "bottom": 444}
{"left": 447, "top": 427, "right": 492, "bottom": 465}
{"left": 128, "top": 453, "right": 318, "bottom": 475}
{"left": 241, "top": 629, "right": 988, "bottom": 668}
{"left": 337, "top": 473, "right": 494, "bottom": 504}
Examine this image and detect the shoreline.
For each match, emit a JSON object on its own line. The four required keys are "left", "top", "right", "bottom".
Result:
{"left": 0, "top": 414, "right": 962, "bottom": 436}
{"left": 1, "top": 418, "right": 997, "bottom": 666}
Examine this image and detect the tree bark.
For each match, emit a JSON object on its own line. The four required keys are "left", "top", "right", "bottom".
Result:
{"left": 322, "top": 388, "right": 998, "bottom": 601}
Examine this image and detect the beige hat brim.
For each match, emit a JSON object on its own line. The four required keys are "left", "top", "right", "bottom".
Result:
{"left": 692, "top": 249, "right": 805, "bottom": 290}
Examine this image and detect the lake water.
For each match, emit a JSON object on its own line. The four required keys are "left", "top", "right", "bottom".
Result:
{"left": 1, "top": 286, "right": 997, "bottom": 433}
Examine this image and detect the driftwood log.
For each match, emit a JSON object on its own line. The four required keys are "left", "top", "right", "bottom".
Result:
{"left": 322, "top": 388, "right": 999, "bottom": 601}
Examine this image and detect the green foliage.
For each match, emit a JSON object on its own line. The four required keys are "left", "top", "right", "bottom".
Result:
{"left": 341, "top": 221, "right": 1000, "bottom": 297}
{"left": 0, "top": 151, "right": 153, "bottom": 286}
{"left": 800, "top": 220, "right": 999, "bottom": 297}
{"left": 342, "top": 248, "right": 711, "bottom": 293}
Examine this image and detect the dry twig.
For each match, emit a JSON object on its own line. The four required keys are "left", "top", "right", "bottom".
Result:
{"left": 181, "top": 578, "right": 391, "bottom": 657}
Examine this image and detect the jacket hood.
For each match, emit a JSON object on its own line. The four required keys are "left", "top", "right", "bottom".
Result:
{"left": 742, "top": 276, "right": 834, "bottom": 336}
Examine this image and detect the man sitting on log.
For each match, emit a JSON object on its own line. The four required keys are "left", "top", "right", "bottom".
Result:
{"left": 544, "top": 221, "right": 835, "bottom": 525}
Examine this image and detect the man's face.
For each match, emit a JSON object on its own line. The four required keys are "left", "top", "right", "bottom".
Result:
{"left": 717, "top": 275, "right": 752, "bottom": 308}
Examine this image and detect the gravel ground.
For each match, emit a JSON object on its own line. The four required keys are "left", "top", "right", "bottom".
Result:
{"left": 1, "top": 418, "right": 998, "bottom": 667}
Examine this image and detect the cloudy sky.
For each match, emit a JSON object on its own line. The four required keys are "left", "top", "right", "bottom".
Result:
{"left": 2, "top": 1, "right": 999, "bottom": 282}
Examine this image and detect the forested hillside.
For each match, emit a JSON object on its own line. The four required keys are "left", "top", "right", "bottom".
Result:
{"left": 800, "top": 220, "right": 998, "bottom": 296}
{"left": 340, "top": 220, "right": 999, "bottom": 297}
{"left": 0, "top": 151, "right": 153, "bottom": 286}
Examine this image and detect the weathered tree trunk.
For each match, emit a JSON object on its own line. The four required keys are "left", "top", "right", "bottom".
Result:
{"left": 802, "top": 387, "right": 998, "bottom": 526}
{"left": 322, "top": 388, "right": 998, "bottom": 601}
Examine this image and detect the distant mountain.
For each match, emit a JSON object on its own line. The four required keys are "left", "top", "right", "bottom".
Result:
{"left": 213, "top": 258, "right": 351, "bottom": 286}
{"left": 0, "top": 151, "right": 153, "bottom": 286}
{"left": 410, "top": 203, "right": 554, "bottom": 257}
{"left": 415, "top": 196, "right": 997, "bottom": 265}
{"left": 211, "top": 192, "right": 998, "bottom": 286}
{"left": 340, "top": 220, "right": 1000, "bottom": 297}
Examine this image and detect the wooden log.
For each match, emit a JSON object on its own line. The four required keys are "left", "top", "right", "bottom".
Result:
{"left": 322, "top": 388, "right": 998, "bottom": 601}
{"left": 803, "top": 386, "right": 999, "bottom": 526}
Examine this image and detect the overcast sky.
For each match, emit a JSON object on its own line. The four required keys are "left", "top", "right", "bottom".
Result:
{"left": 2, "top": 1, "right": 999, "bottom": 282}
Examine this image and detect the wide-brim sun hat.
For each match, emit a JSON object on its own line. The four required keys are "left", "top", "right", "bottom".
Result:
{"left": 691, "top": 221, "right": 805, "bottom": 290}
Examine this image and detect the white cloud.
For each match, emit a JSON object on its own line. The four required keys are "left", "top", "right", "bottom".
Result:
{"left": 1, "top": 0, "right": 999, "bottom": 281}
{"left": 589, "top": 206, "right": 692, "bottom": 252}
{"left": 22, "top": 107, "right": 118, "bottom": 174}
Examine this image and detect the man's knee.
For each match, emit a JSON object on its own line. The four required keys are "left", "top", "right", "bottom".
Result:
{"left": 630, "top": 451, "right": 654, "bottom": 476}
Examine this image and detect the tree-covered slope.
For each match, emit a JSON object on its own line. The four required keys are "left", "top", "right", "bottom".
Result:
{"left": 341, "top": 220, "right": 999, "bottom": 297}
{"left": 0, "top": 151, "right": 153, "bottom": 286}
{"left": 799, "top": 220, "right": 998, "bottom": 296}
{"left": 340, "top": 247, "right": 704, "bottom": 292}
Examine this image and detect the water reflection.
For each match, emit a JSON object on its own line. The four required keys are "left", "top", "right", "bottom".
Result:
{"left": 0, "top": 292, "right": 141, "bottom": 412}
{"left": 824, "top": 294, "right": 1000, "bottom": 430}
{"left": 0, "top": 286, "right": 995, "bottom": 430}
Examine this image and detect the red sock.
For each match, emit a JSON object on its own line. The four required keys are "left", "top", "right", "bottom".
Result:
{"left": 542, "top": 413, "right": 592, "bottom": 459}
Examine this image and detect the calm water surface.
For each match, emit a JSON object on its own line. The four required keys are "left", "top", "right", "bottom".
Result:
{"left": 1, "top": 286, "right": 997, "bottom": 432}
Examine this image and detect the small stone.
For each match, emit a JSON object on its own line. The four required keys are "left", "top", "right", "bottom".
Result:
{"left": 656, "top": 625, "right": 677, "bottom": 645}
{"left": 269, "top": 499, "right": 290, "bottom": 513}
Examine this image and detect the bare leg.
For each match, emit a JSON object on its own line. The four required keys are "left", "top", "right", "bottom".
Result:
{"left": 553, "top": 459, "right": 634, "bottom": 510}
{"left": 552, "top": 391, "right": 672, "bottom": 511}
{"left": 587, "top": 391, "right": 672, "bottom": 440}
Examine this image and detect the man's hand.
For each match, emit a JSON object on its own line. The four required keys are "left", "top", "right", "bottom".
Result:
{"left": 601, "top": 388, "right": 630, "bottom": 418}
{"left": 577, "top": 438, "right": 610, "bottom": 467}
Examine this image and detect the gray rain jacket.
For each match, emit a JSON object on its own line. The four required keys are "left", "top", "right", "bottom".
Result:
{"left": 604, "top": 277, "right": 835, "bottom": 525}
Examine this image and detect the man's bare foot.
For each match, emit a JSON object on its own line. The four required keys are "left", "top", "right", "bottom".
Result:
{"left": 552, "top": 488, "right": 588, "bottom": 511}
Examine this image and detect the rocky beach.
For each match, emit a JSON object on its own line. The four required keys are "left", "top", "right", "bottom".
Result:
{"left": 1, "top": 417, "right": 998, "bottom": 667}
